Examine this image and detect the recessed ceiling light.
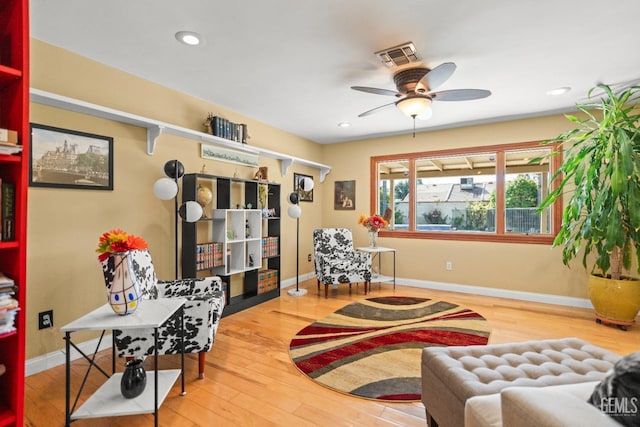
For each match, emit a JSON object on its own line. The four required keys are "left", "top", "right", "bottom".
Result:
{"left": 547, "top": 86, "right": 571, "bottom": 96}
{"left": 175, "top": 31, "right": 201, "bottom": 46}
{"left": 337, "top": 122, "right": 351, "bottom": 128}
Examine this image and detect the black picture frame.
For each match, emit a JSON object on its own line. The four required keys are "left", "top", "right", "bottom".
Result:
{"left": 294, "top": 172, "right": 313, "bottom": 202}
{"left": 29, "top": 123, "right": 114, "bottom": 190}
{"left": 334, "top": 180, "right": 355, "bottom": 210}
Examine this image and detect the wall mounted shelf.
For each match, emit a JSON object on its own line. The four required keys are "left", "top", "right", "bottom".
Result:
{"left": 29, "top": 88, "right": 332, "bottom": 181}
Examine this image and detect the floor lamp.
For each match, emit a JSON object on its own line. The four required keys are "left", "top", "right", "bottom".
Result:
{"left": 287, "top": 176, "right": 315, "bottom": 297}
{"left": 153, "top": 160, "right": 203, "bottom": 279}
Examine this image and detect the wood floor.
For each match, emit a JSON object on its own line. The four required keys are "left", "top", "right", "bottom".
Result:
{"left": 24, "top": 279, "right": 639, "bottom": 426}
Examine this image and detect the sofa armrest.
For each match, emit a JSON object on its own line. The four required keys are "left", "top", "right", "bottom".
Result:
{"left": 501, "top": 386, "right": 623, "bottom": 427}
{"left": 157, "top": 276, "right": 222, "bottom": 298}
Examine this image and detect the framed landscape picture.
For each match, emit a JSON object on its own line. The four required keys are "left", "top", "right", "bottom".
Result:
{"left": 29, "top": 123, "right": 114, "bottom": 190}
{"left": 334, "top": 180, "right": 355, "bottom": 210}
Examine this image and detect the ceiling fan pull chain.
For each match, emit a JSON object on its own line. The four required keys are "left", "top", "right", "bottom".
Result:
{"left": 412, "top": 116, "right": 416, "bottom": 138}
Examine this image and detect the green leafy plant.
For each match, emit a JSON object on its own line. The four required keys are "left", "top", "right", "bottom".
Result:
{"left": 538, "top": 85, "right": 640, "bottom": 280}
{"left": 505, "top": 175, "right": 538, "bottom": 208}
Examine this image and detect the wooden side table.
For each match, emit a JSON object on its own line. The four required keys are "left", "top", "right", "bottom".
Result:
{"left": 61, "top": 298, "right": 186, "bottom": 427}
{"left": 356, "top": 246, "right": 396, "bottom": 291}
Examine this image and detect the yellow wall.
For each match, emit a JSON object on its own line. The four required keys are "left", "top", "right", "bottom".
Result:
{"left": 320, "top": 117, "right": 588, "bottom": 299}
{"left": 27, "top": 38, "right": 587, "bottom": 361}
{"left": 27, "top": 39, "right": 321, "bottom": 359}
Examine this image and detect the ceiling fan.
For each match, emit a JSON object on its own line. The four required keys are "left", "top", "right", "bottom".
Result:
{"left": 351, "top": 62, "right": 491, "bottom": 123}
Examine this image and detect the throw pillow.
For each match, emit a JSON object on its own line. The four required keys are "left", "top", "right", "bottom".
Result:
{"left": 589, "top": 350, "right": 640, "bottom": 427}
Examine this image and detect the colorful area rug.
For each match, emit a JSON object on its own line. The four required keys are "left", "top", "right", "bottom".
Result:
{"left": 289, "top": 296, "right": 491, "bottom": 402}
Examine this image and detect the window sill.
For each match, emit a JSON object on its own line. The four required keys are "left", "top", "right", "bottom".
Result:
{"left": 378, "top": 230, "right": 555, "bottom": 245}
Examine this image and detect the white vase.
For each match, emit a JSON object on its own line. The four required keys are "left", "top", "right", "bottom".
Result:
{"left": 100, "top": 251, "right": 144, "bottom": 315}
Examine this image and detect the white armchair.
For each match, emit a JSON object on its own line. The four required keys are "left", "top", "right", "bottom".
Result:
{"left": 104, "top": 249, "right": 225, "bottom": 379}
{"left": 312, "top": 228, "right": 372, "bottom": 298}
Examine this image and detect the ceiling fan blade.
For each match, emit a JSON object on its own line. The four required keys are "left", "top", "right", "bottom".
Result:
{"left": 431, "top": 88, "right": 492, "bottom": 101}
{"left": 358, "top": 101, "right": 397, "bottom": 117}
{"left": 351, "top": 86, "right": 399, "bottom": 97}
{"left": 418, "top": 62, "right": 456, "bottom": 90}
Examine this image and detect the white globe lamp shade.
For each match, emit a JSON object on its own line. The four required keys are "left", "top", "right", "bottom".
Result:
{"left": 179, "top": 201, "right": 203, "bottom": 222}
{"left": 153, "top": 177, "right": 178, "bottom": 200}
{"left": 287, "top": 204, "right": 302, "bottom": 219}
{"left": 300, "top": 177, "right": 315, "bottom": 192}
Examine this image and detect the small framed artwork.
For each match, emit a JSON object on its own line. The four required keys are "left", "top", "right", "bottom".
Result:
{"left": 294, "top": 173, "right": 313, "bottom": 202}
{"left": 335, "top": 180, "right": 355, "bottom": 210}
{"left": 200, "top": 143, "right": 259, "bottom": 167}
{"left": 29, "top": 123, "right": 114, "bottom": 190}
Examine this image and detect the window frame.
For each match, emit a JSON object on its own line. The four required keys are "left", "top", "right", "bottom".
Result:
{"left": 370, "top": 141, "right": 562, "bottom": 245}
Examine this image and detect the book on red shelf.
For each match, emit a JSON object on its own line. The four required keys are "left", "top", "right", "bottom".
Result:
{"left": 0, "top": 271, "right": 14, "bottom": 285}
{"left": 1, "top": 181, "right": 15, "bottom": 241}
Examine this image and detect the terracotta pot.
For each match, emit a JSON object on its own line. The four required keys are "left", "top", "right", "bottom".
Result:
{"left": 587, "top": 274, "right": 640, "bottom": 328}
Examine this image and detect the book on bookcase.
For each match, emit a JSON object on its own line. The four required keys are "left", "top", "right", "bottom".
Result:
{"left": 1, "top": 181, "right": 15, "bottom": 241}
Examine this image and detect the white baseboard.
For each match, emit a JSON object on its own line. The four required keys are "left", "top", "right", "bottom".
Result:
{"left": 26, "top": 334, "right": 112, "bottom": 377}
{"left": 396, "top": 277, "right": 593, "bottom": 309}
{"left": 281, "top": 272, "right": 316, "bottom": 289}
{"left": 290, "top": 273, "right": 593, "bottom": 309}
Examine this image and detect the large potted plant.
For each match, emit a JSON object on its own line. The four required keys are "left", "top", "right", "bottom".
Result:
{"left": 539, "top": 84, "right": 640, "bottom": 330}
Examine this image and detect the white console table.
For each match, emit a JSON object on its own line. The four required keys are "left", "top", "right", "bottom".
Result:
{"left": 61, "top": 299, "right": 186, "bottom": 427}
{"left": 356, "top": 246, "right": 396, "bottom": 290}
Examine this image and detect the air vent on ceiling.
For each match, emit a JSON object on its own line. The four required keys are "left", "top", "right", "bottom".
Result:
{"left": 375, "top": 42, "right": 420, "bottom": 68}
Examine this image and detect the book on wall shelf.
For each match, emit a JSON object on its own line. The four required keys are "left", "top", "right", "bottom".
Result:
{"left": 209, "top": 115, "right": 248, "bottom": 144}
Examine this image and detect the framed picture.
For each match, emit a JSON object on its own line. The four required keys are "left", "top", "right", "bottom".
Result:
{"left": 335, "top": 180, "right": 355, "bottom": 210}
{"left": 29, "top": 123, "right": 114, "bottom": 190}
{"left": 200, "top": 143, "right": 259, "bottom": 167}
{"left": 294, "top": 173, "right": 313, "bottom": 202}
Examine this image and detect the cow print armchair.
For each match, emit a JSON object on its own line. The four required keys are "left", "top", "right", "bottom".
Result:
{"left": 313, "top": 228, "right": 372, "bottom": 298}
{"left": 109, "top": 249, "right": 225, "bottom": 379}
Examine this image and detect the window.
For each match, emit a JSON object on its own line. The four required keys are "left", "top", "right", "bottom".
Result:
{"left": 372, "top": 142, "right": 561, "bottom": 244}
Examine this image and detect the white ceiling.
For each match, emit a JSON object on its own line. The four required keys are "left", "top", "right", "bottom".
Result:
{"left": 30, "top": 0, "right": 640, "bottom": 145}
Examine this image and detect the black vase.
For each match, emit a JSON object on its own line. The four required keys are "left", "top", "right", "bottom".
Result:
{"left": 121, "top": 359, "right": 147, "bottom": 399}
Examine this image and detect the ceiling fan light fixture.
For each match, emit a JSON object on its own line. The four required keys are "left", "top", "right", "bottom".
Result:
{"left": 396, "top": 96, "right": 432, "bottom": 118}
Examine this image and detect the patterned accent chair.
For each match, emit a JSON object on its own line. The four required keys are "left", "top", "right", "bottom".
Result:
{"left": 312, "top": 228, "right": 372, "bottom": 298}
{"left": 105, "top": 250, "right": 225, "bottom": 379}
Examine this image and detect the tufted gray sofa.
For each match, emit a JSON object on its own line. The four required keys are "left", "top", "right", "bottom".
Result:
{"left": 421, "top": 337, "right": 621, "bottom": 427}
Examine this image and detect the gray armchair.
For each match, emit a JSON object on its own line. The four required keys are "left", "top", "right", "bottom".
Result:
{"left": 312, "top": 228, "right": 372, "bottom": 298}
{"left": 104, "top": 249, "right": 225, "bottom": 379}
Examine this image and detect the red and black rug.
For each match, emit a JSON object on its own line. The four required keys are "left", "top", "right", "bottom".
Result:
{"left": 289, "top": 296, "right": 491, "bottom": 402}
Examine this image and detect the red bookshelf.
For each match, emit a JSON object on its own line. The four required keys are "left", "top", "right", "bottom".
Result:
{"left": 0, "top": 0, "right": 29, "bottom": 425}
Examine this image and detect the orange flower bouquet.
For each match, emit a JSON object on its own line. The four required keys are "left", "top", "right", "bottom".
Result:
{"left": 357, "top": 214, "right": 388, "bottom": 232}
{"left": 96, "top": 229, "right": 148, "bottom": 262}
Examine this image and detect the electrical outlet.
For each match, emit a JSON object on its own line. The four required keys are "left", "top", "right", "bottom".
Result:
{"left": 307, "top": 254, "right": 312, "bottom": 262}
{"left": 445, "top": 261, "right": 453, "bottom": 271}
{"left": 38, "top": 310, "right": 53, "bottom": 330}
